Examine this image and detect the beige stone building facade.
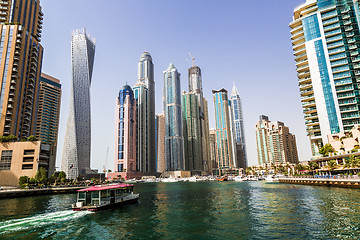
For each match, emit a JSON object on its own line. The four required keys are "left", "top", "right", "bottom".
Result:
{"left": 326, "top": 124, "right": 360, "bottom": 155}
{"left": 0, "top": 141, "right": 55, "bottom": 186}
{"left": 256, "top": 115, "right": 299, "bottom": 165}
{"left": 156, "top": 113, "right": 166, "bottom": 174}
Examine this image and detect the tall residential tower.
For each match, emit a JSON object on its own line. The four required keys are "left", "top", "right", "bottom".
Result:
{"left": 36, "top": 73, "right": 61, "bottom": 146}
{"left": 290, "top": 0, "right": 360, "bottom": 157}
{"left": 212, "top": 88, "right": 234, "bottom": 174}
{"left": 0, "top": 0, "right": 44, "bottom": 138}
{"left": 61, "top": 29, "right": 95, "bottom": 179}
{"left": 164, "top": 63, "right": 184, "bottom": 171}
{"left": 229, "top": 84, "right": 247, "bottom": 168}
{"left": 113, "top": 84, "right": 137, "bottom": 179}
{"left": 256, "top": 115, "right": 299, "bottom": 165}
{"left": 182, "top": 63, "right": 210, "bottom": 172}
{"left": 134, "top": 52, "right": 156, "bottom": 173}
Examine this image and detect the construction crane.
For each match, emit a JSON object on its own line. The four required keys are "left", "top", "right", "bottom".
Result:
{"left": 186, "top": 52, "right": 195, "bottom": 67}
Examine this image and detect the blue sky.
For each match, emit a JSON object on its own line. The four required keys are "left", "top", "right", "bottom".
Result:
{"left": 41, "top": 0, "right": 307, "bottom": 171}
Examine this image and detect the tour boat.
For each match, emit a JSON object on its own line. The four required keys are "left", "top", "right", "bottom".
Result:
{"left": 265, "top": 175, "right": 279, "bottom": 182}
{"left": 246, "top": 175, "right": 259, "bottom": 181}
{"left": 234, "top": 176, "right": 243, "bottom": 182}
{"left": 217, "top": 176, "right": 228, "bottom": 181}
{"left": 72, "top": 183, "right": 139, "bottom": 212}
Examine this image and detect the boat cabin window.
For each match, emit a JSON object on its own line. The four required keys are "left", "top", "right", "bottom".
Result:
{"left": 91, "top": 191, "right": 100, "bottom": 205}
{"left": 78, "top": 192, "right": 86, "bottom": 202}
{"left": 101, "top": 190, "right": 109, "bottom": 199}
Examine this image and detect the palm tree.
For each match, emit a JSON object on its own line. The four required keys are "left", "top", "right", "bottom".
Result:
{"left": 327, "top": 160, "right": 337, "bottom": 170}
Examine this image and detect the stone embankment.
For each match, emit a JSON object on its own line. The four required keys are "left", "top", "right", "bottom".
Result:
{"left": 279, "top": 177, "right": 360, "bottom": 189}
{"left": 0, "top": 186, "right": 83, "bottom": 199}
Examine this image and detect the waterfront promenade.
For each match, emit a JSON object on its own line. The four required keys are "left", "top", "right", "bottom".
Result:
{"left": 279, "top": 175, "right": 360, "bottom": 188}
{"left": 0, "top": 186, "right": 83, "bottom": 199}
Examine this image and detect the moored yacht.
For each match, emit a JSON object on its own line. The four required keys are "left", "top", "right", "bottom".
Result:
{"left": 72, "top": 183, "right": 139, "bottom": 212}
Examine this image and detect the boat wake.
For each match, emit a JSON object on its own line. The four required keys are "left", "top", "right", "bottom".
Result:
{"left": 0, "top": 210, "right": 91, "bottom": 234}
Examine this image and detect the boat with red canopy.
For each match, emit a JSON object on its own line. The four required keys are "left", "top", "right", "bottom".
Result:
{"left": 72, "top": 183, "right": 139, "bottom": 212}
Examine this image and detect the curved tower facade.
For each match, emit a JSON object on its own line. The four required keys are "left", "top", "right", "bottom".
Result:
{"left": 164, "top": 63, "right": 184, "bottom": 171}
{"left": 290, "top": 0, "right": 360, "bottom": 156}
{"left": 61, "top": 29, "right": 95, "bottom": 179}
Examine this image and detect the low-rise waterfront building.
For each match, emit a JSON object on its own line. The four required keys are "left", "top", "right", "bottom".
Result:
{"left": 0, "top": 141, "right": 55, "bottom": 187}
{"left": 326, "top": 124, "right": 360, "bottom": 155}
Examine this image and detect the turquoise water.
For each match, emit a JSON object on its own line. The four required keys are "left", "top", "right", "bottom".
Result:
{"left": 0, "top": 181, "right": 360, "bottom": 239}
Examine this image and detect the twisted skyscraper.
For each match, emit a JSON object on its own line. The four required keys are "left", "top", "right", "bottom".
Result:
{"left": 61, "top": 29, "right": 95, "bottom": 179}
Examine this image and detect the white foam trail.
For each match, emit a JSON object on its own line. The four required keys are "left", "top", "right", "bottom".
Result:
{"left": 0, "top": 210, "right": 91, "bottom": 233}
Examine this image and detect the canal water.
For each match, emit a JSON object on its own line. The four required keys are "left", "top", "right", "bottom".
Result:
{"left": 0, "top": 181, "right": 359, "bottom": 239}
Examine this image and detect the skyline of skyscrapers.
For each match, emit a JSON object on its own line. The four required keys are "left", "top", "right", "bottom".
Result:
{"left": 61, "top": 28, "right": 96, "bottom": 180}
{"left": 290, "top": 0, "right": 360, "bottom": 158}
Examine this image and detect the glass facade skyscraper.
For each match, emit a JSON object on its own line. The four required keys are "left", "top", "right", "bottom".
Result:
{"left": 61, "top": 29, "right": 95, "bottom": 179}
{"left": 113, "top": 84, "right": 137, "bottom": 179}
{"left": 229, "top": 84, "right": 247, "bottom": 168}
{"left": 36, "top": 73, "right": 61, "bottom": 146}
{"left": 182, "top": 92, "right": 202, "bottom": 171}
{"left": 164, "top": 63, "right": 184, "bottom": 171}
{"left": 290, "top": 0, "right": 360, "bottom": 157}
{"left": 212, "top": 88, "right": 235, "bottom": 172}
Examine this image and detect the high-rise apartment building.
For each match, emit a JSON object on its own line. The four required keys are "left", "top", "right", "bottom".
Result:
{"left": 134, "top": 52, "right": 156, "bottom": 173}
{"left": 133, "top": 82, "right": 149, "bottom": 172}
{"left": 36, "top": 73, "right": 61, "bottom": 145}
{"left": 0, "top": 0, "right": 44, "bottom": 138}
{"left": 61, "top": 29, "right": 95, "bottom": 179}
{"left": 209, "top": 129, "right": 217, "bottom": 172}
{"left": 113, "top": 84, "right": 137, "bottom": 179}
{"left": 155, "top": 113, "right": 165, "bottom": 174}
{"left": 164, "top": 63, "right": 184, "bottom": 171}
{"left": 182, "top": 92, "right": 202, "bottom": 171}
{"left": 203, "top": 98, "right": 211, "bottom": 171}
{"left": 229, "top": 84, "right": 247, "bottom": 168}
{"left": 290, "top": 0, "right": 360, "bottom": 157}
{"left": 212, "top": 88, "right": 235, "bottom": 172}
{"left": 187, "top": 65, "right": 210, "bottom": 172}
{"left": 256, "top": 115, "right": 299, "bottom": 165}
{"left": 181, "top": 63, "right": 211, "bottom": 173}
